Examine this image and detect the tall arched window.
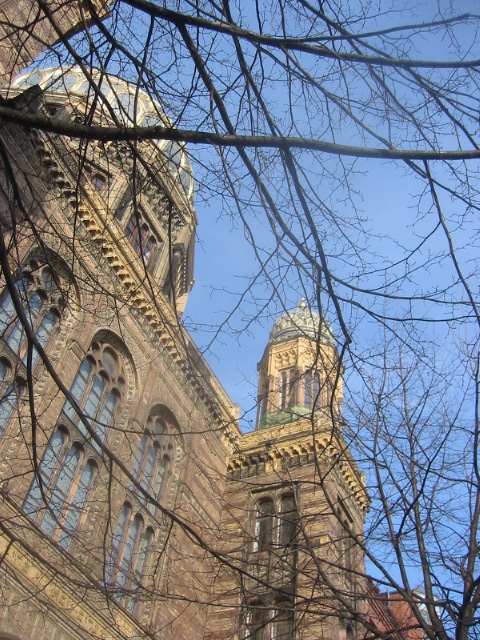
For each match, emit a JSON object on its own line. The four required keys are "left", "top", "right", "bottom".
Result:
{"left": 63, "top": 341, "right": 125, "bottom": 452}
{"left": 0, "top": 261, "right": 64, "bottom": 370}
{"left": 23, "top": 427, "right": 97, "bottom": 551}
{"left": 278, "top": 495, "right": 297, "bottom": 547}
{"left": 106, "top": 502, "right": 154, "bottom": 614}
{"left": 131, "top": 411, "right": 176, "bottom": 514}
{"left": 304, "top": 370, "right": 320, "bottom": 410}
{"left": 254, "top": 499, "right": 274, "bottom": 551}
{"left": 277, "top": 369, "right": 297, "bottom": 411}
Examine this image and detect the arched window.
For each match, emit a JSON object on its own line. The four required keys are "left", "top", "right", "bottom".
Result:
{"left": 278, "top": 495, "right": 297, "bottom": 547}
{"left": 23, "top": 427, "right": 97, "bottom": 551}
{"left": 106, "top": 502, "right": 154, "bottom": 614}
{"left": 131, "top": 411, "right": 176, "bottom": 514}
{"left": 304, "top": 370, "right": 321, "bottom": 410}
{"left": 254, "top": 499, "right": 274, "bottom": 551}
{"left": 0, "top": 263, "right": 63, "bottom": 370}
{"left": 277, "top": 369, "right": 297, "bottom": 411}
{"left": 63, "top": 342, "right": 125, "bottom": 452}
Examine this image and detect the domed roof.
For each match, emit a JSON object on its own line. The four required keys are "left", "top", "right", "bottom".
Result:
{"left": 269, "top": 299, "right": 335, "bottom": 345}
{"left": 11, "top": 67, "right": 194, "bottom": 204}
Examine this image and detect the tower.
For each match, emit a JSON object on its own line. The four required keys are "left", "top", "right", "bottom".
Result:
{"left": 205, "top": 301, "right": 369, "bottom": 640}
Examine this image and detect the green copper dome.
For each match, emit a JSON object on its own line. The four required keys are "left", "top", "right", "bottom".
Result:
{"left": 269, "top": 299, "right": 335, "bottom": 345}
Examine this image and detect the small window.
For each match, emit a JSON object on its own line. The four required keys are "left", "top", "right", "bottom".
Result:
{"left": 91, "top": 173, "right": 106, "bottom": 192}
{"left": 124, "top": 210, "right": 160, "bottom": 269}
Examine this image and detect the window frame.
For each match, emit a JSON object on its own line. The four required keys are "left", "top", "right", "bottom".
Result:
{"left": 106, "top": 501, "right": 155, "bottom": 614}
{"left": 62, "top": 342, "right": 125, "bottom": 452}
{"left": 122, "top": 206, "right": 160, "bottom": 270}
{"left": 0, "top": 263, "right": 64, "bottom": 370}
{"left": 23, "top": 426, "right": 98, "bottom": 551}
{"left": 131, "top": 413, "right": 175, "bottom": 515}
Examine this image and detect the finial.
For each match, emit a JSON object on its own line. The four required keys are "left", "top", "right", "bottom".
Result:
{"left": 299, "top": 298, "right": 306, "bottom": 309}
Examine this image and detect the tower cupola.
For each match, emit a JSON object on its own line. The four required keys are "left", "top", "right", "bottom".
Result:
{"left": 256, "top": 300, "right": 341, "bottom": 429}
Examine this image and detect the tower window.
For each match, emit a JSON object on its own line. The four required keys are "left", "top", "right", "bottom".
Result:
{"left": 278, "top": 495, "right": 297, "bottom": 547}
{"left": 254, "top": 499, "right": 274, "bottom": 551}
{"left": 278, "top": 369, "right": 296, "bottom": 410}
{"left": 304, "top": 370, "right": 321, "bottom": 410}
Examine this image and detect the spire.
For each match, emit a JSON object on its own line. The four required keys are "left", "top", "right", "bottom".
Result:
{"left": 256, "top": 301, "right": 341, "bottom": 430}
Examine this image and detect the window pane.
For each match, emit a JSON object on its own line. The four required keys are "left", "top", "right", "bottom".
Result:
{"left": 102, "top": 348, "right": 117, "bottom": 377}
{"left": 40, "top": 444, "right": 80, "bottom": 537}
{"left": 6, "top": 319, "right": 24, "bottom": 355}
{"left": 106, "top": 503, "right": 130, "bottom": 585}
{"left": 313, "top": 373, "right": 320, "bottom": 409}
{"left": 63, "top": 359, "right": 92, "bottom": 423}
{"left": 0, "top": 291, "right": 15, "bottom": 336}
{"left": 279, "top": 497, "right": 296, "bottom": 546}
{"left": 132, "top": 434, "right": 147, "bottom": 483}
{"left": 0, "top": 384, "right": 16, "bottom": 435}
{"left": 125, "top": 528, "right": 153, "bottom": 614}
{"left": 114, "top": 515, "right": 141, "bottom": 602}
{"left": 93, "top": 392, "right": 117, "bottom": 452}
{"left": 256, "top": 500, "right": 274, "bottom": 549}
{"left": 59, "top": 460, "right": 95, "bottom": 550}
{"left": 304, "top": 370, "right": 312, "bottom": 408}
{"left": 275, "top": 607, "right": 294, "bottom": 640}
{"left": 23, "top": 428, "right": 66, "bottom": 517}
{"left": 139, "top": 445, "right": 157, "bottom": 505}
{"left": 84, "top": 374, "right": 105, "bottom": 420}
{"left": 25, "top": 310, "right": 57, "bottom": 369}
{"left": 148, "top": 455, "right": 168, "bottom": 513}
{"left": 279, "top": 371, "right": 287, "bottom": 410}
{"left": 36, "top": 311, "right": 56, "bottom": 348}
{"left": 249, "top": 608, "right": 268, "bottom": 640}
{"left": 41, "top": 269, "right": 57, "bottom": 295}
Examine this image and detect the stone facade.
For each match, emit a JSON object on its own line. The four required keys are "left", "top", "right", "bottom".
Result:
{"left": 0, "top": 6, "right": 370, "bottom": 639}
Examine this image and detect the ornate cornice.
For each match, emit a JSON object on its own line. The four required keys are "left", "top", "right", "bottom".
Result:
{"left": 228, "top": 414, "right": 369, "bottom": 512}
{"left": 25, "top": 129, "right": 240, "bottom": 449}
